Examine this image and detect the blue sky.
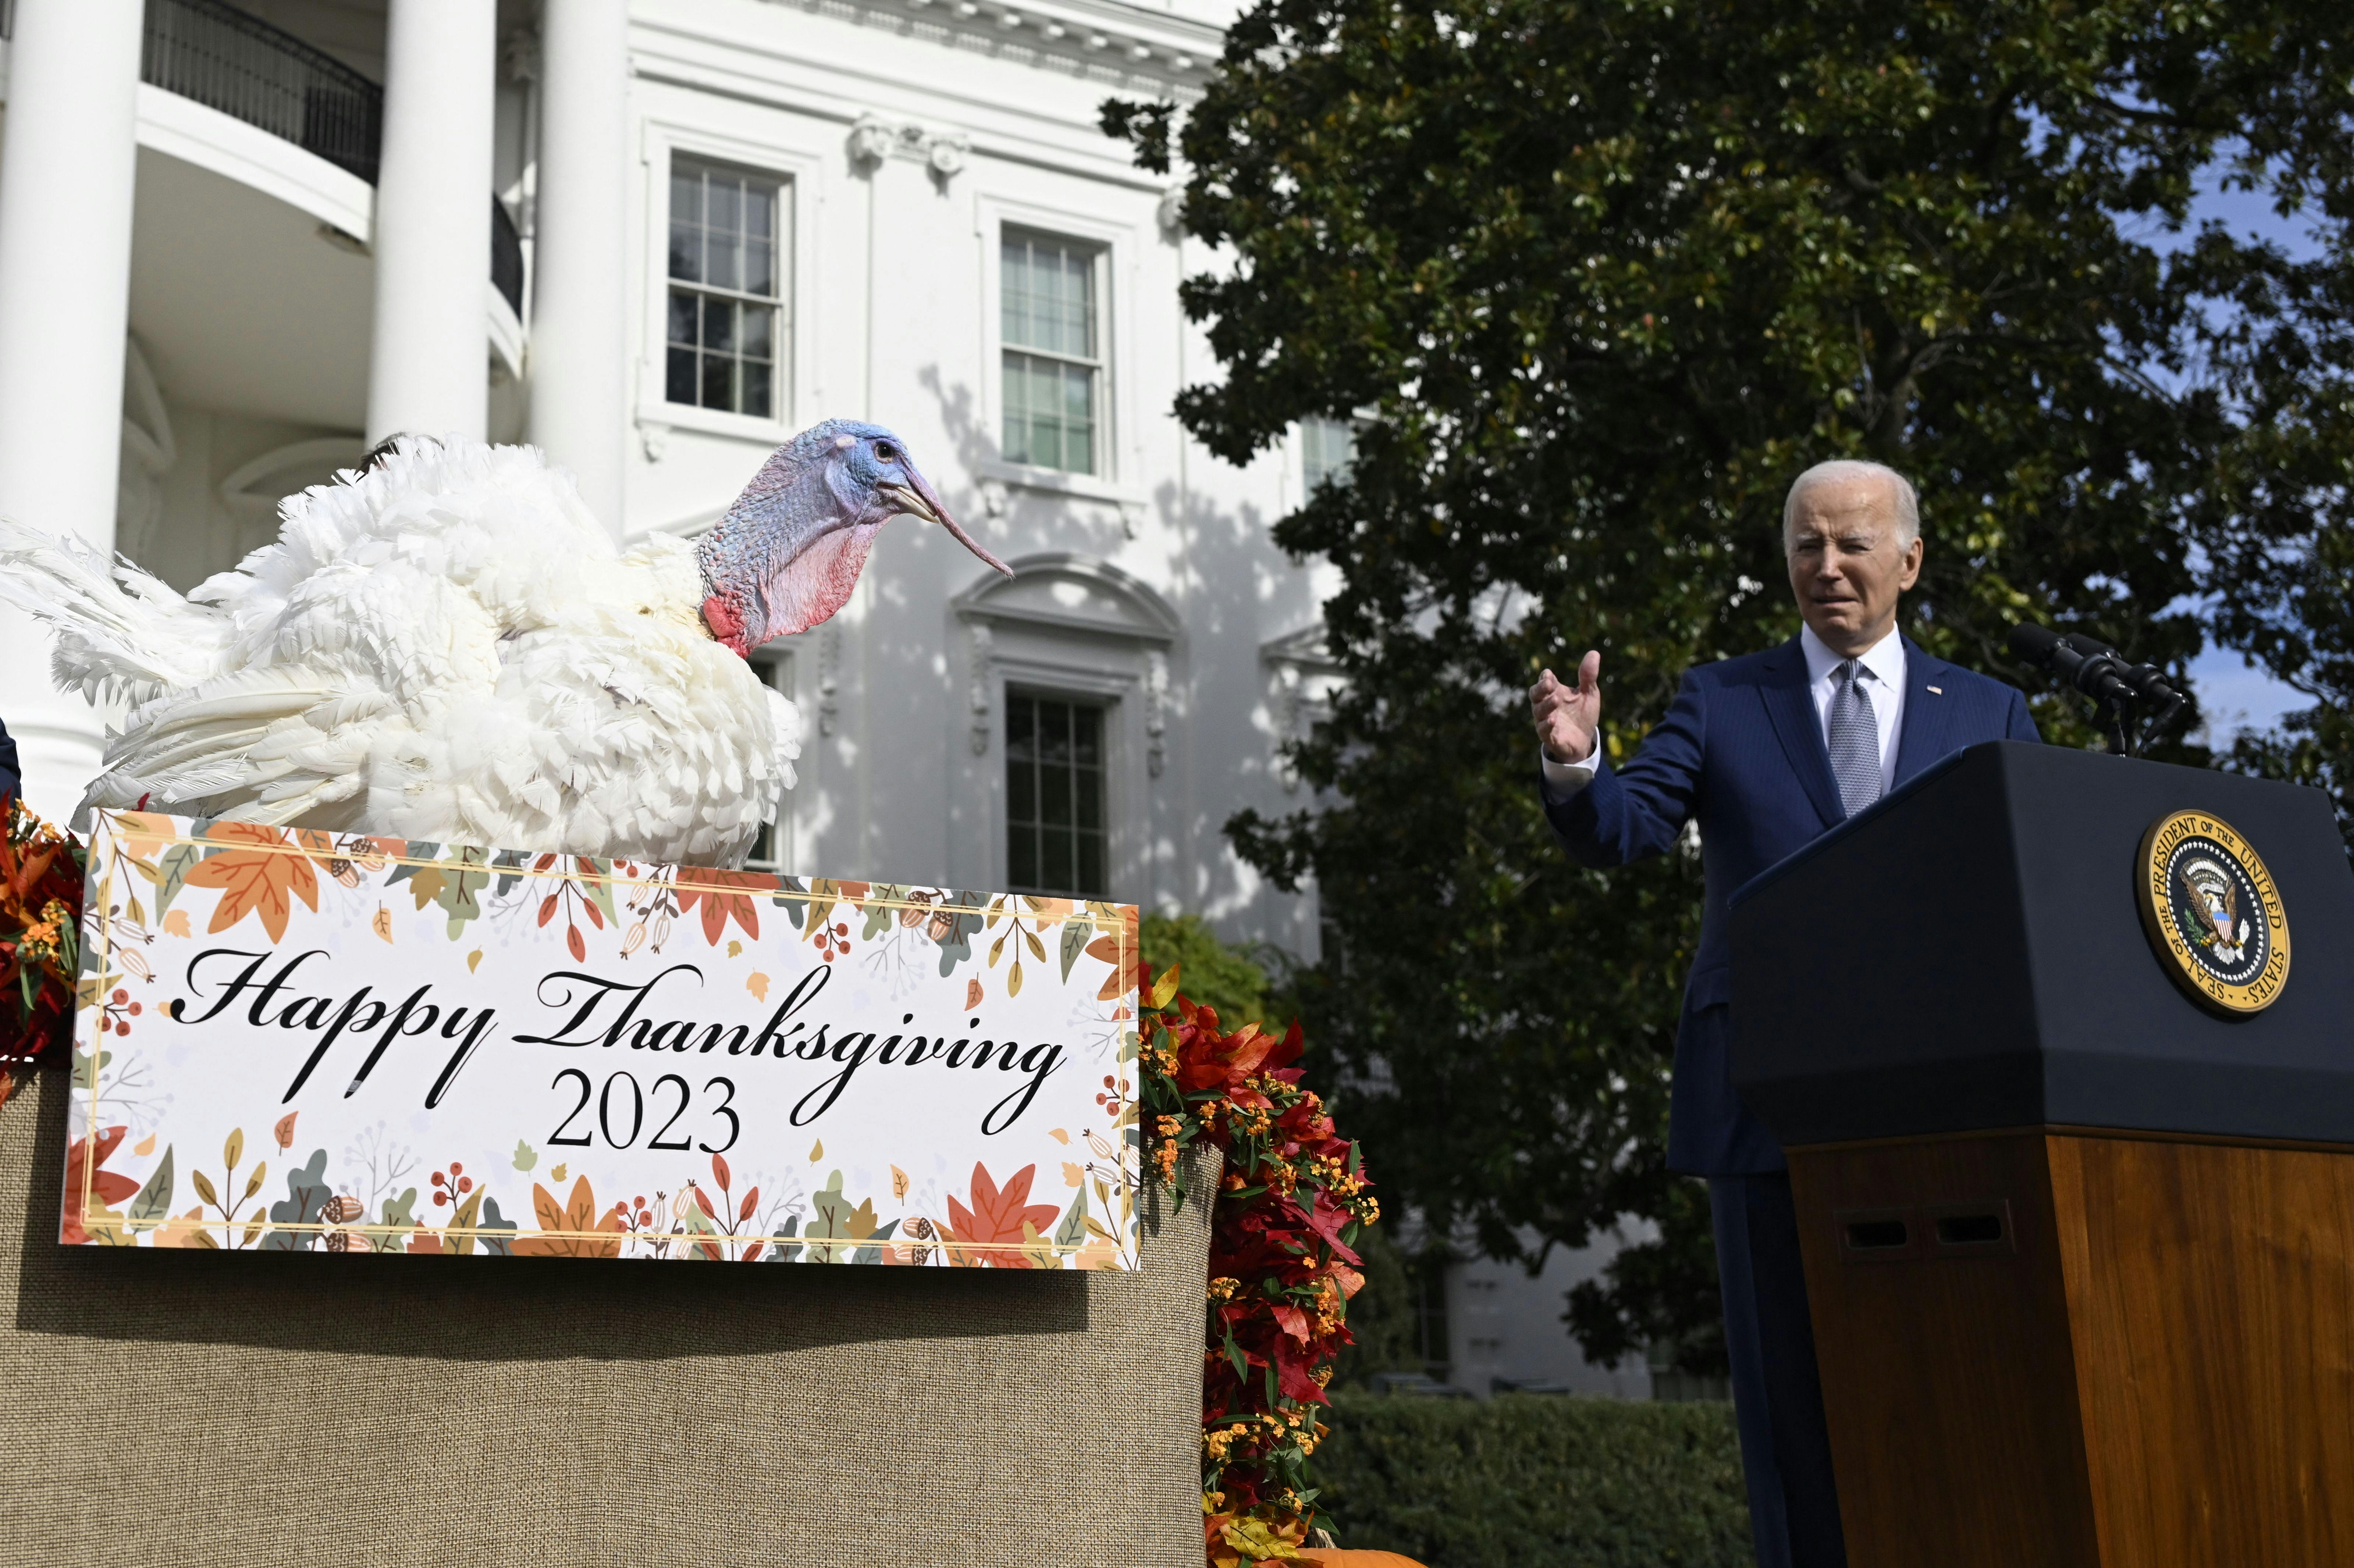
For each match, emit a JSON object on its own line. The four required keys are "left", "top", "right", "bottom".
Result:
{"left": 2162, "top": 166, "right": 2323, "bottom": 745}
{"left": 2188, "top": 646, "right": 2307, "bottom": 746}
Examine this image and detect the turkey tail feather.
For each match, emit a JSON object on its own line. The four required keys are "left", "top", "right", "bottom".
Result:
{"left": 77, "top": 665, "right": 344, "bottom": 828}
{"left": 0, "top": 519, "right": 231, "bottom": 705}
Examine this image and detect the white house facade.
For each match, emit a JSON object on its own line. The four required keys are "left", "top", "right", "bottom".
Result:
{"left": 0, "top": 0, "right": 1357, "bottom": 959}
{"left": 0, "top": 0, "right": 1650, "bottom": 1400}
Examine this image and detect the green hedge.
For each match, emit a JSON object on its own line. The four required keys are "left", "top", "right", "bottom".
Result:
{"left": 1313, "top": 1393, "right": 1755, "bottom": 1567}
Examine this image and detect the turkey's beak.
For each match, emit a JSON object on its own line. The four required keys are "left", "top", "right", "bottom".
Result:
{"left": 880, "top": 474, "right": 1012, "bottom": 577}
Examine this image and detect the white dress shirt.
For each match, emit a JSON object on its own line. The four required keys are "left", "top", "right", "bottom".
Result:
{"left": 1539, "top": 625, "right": 1907, "bottom": 799}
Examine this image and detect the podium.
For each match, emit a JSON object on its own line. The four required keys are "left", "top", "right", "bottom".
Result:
{"left": 1729, "top": 741, "right": 2354, "bottom": 1567}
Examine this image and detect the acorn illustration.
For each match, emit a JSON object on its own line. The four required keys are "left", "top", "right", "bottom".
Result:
{"left": 320, "top": 1194, "right": 365, "bottom": 1252}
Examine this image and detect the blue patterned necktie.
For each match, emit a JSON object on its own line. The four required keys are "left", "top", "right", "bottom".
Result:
{"left": 1827, "top": 659, "right": 1883, "bottom": 819}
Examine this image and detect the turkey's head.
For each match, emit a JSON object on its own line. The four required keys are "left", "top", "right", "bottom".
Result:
{"left": 696, "top": 419, "right": 1010, "bottom": 655}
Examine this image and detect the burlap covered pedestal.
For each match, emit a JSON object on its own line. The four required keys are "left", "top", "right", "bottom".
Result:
{"left": 0, "top": 1069, "right": 1213, "bottom": 1566}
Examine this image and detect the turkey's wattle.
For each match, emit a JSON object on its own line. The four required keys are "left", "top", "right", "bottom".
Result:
{"left": 0, "top": 422, "right": 1007, "bottom": 867}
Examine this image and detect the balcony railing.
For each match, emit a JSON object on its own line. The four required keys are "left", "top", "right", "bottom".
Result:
{"left": 127, "top": 0, "right": 526, "bottom": 316}
{"left": 143, "top": 0, "right": 381, "bottom": 182}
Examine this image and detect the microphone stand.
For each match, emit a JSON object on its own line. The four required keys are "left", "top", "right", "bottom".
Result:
{"left": 2062, "top": 642, "right": 2142, "bottom": 756}
{"left": 2011, "top": 626, "right": 2188, "bottom": 759}
{"left": 2098, "top": 691, "right": 2136, "bottom": 758}
{"left": 2099, "top": 665, "right": 2188, "bottom": 759}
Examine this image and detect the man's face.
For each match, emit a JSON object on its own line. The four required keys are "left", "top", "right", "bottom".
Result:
{"left": 1784, "top": 474, "right": 1924, "bottom": 654}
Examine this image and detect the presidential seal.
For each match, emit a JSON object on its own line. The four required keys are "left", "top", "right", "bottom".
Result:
{"left": 2137, "top": 809, "right": 2290, "bottom": 1016}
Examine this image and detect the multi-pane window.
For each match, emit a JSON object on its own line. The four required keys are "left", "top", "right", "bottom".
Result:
{"left": 1001, "top": 229, "right": 1102, "bottom": 474}
{"left": 1302, "top": 416, "right": 1356, "bottom": 491}
{"left": 1005, "top": 694, "right": 1108, "bottom": 896}
{"left": 667, "top": 156, "right": 785, "bottom": 419}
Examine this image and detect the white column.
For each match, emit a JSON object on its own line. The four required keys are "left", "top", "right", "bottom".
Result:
{"left": 0, "top": 1, "right": 143, "bottom": 819}
{"left": 527, "top": 0, "right": 630, "bottom": 534}
{"left": 365, "top": 0, "right": 497, "bottom": 445}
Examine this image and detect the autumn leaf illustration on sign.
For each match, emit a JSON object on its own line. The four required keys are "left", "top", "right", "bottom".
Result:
{"left": 672, "top": 865, "right": 773, "bottom": 946}
{"left": 61, "top": 1125, "right": 142, "bottom": 1245}
{"left": 182, "top": 824, "right": 318, "bottom": 941}
{"left": 511, "top": 1175, "right": 625, "bottom": 1259}
{"left": 943, "top": 1162, "right": 1061, "bottom": 1269}
{"left": 1082, "top": 905, "right": 1141, "bottom": 1002}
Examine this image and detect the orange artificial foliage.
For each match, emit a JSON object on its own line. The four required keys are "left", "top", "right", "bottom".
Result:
{"left": 0, "top": 794, "right": 87, "bottom": 1070}
{"left": 1141, "top": 970, "right": 1382, "bottom": 1562}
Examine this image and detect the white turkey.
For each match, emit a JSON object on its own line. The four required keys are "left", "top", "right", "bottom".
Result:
{"left": 0, "top": 420, "right": 1007, "bottom": 866}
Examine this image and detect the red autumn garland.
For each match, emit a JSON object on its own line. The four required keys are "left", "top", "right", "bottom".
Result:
{"left": 1139, "top": 968, "right": 1380, "bottom": 1566}
{"left": 0, "top": 795, "right": 85, "bottom": 1089}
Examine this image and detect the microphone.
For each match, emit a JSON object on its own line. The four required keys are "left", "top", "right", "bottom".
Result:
{"left": 2060, "top": 632, "right": 2184, "bottom": 708}
{"left": 2009, "top": 623, "right": 2136, "bottom": 705}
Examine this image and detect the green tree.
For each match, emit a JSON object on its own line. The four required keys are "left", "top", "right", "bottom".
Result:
{"left": 2195, "top": 199, "right": 2354, "bottom": 836}
{"left": 1109, "top": 0, "right": 2354, "bottom": 1369}
{"left": 1141, "top": 912, "right": 1276, "bottom": 1025}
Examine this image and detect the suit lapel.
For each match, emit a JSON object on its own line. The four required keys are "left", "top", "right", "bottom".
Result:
{"left": 1893, "top": 635, "right": 1956, "bottom": 786}
{"left": 1759, "top": 637, "right": 1844, "bottom": 827}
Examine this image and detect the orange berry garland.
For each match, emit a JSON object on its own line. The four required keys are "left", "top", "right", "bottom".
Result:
{"left": 1138, "top": 965, "right": 1380, "bottom": 1565}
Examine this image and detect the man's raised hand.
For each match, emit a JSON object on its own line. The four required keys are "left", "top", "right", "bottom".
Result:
{"left": 1529, "top": 651, "right": 1602, "bottom": 765}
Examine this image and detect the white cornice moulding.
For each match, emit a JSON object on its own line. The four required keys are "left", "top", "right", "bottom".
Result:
{"left": 954, "top": 550, "right": 1184, "bottom": 645}
{"left": 972, "top": 457, "right": 1146, "bottom": 509}
{"left": 627, "top": 44, "right": 1178, "bottom": 192}
{"left": 1260, "top": 623, "right": 1341, "bottom": 674}
{"left": 636, "top": 0, "right": 1219, "bottom": 99}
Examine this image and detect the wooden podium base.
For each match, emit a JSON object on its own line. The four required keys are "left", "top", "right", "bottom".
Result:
{"left": 1789, "top": 1127, "right": 2354, "bottom": 1567}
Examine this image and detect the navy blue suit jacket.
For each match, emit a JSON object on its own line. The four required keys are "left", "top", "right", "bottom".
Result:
{"left": 1542, "top": 634, "right": 2040, "bottom": 1175}
{"left": 0, "top": 716, "right": 19, "bottom": 805}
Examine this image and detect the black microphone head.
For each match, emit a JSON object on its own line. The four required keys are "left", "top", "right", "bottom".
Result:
{"left": 2008, "top": 622, "right": 2061, "bottom": 663}
{"left": 2062, "top": 631, "right": 2120, "bottom": 659}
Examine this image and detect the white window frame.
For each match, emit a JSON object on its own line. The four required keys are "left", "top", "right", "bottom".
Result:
{"left": 635, "top": 119, "right": 822, "bottom": 448}
{"left": 997, "top": 227, "right": 1108, "bottom": 482}
{"left": 982, "top": 652, "right": 1142, "bottom": 898}
{"left": 949, "top": 554, "right": 1183, "bottom": 904}
{"left": 1298, "top": 414, "right": 1358, "bottom": 495}
{"left": 663, "top": 157, "right": 789, "bottom": 424}
{"left": 972, "top": 192, "right": 1143, "bottom": 505}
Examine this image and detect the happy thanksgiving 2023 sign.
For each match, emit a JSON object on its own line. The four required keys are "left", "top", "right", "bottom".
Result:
{"left": 64, "top": 810, "right": 1144, "bottom": 1268}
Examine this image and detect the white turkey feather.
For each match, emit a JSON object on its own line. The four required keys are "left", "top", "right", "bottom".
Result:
{"left": 0, "top": 437, "right": 800, "bottom": 867}
{"left": 0, "top": 518, "right": 232, "bottom": 703}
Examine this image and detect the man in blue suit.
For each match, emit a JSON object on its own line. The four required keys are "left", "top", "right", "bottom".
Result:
{"left": 1528, "top": 460, "right": 2039, "bottom": 1568}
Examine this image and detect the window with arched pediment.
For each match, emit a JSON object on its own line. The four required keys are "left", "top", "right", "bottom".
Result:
{"left": 947, "top": 553, "right": 1182, "bottom": 905}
